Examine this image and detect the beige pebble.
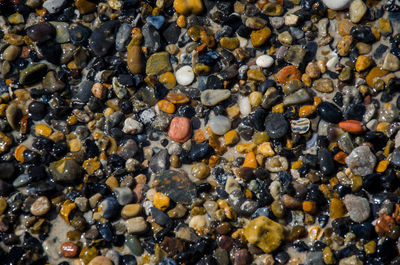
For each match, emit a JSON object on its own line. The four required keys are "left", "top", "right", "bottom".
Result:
{"left": 30, "top": 196, "right": 51, "bottom": 216}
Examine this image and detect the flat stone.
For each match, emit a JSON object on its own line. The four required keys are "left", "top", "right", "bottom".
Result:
{"left": 344, "top": 194, "right": 370, "bottom": 222}
{"left": 146, "top": 52, "right": 172, "bottom": 75}
{"left": 200, "top": 89, "right": 231, "bottom": 106}
{"left": 153, "top": 170, "right": 197, "bottom": 204}
{"left": 345, "top": 146, "right": 376, "bottom": 176}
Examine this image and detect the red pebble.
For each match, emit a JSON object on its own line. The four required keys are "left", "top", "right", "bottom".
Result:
{"left": 60, "top": 242, "right": 78, "bottom": 258}
{"left": 338, "top": 120, "right": 365, "bottom": 134}
{"left": 234, "top": 249, "right": 252, "bottom": 265}
{"left": 168, "top": 117, "right": 192, "bottom": 143}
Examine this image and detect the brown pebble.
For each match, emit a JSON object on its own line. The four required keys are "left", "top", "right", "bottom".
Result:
{"left": 30, "top": 196, "right": 51, "bottom": 216}
{"left": 88, "top": 256, "right": 113, "bottom": 265}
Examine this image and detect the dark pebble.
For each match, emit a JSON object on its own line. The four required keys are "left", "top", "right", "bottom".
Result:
{"left": 28, "top": 101, "right": 48, "bottom": 120}
{"left": 318, "top": 148, "right": 335, "bottom": 175}
{"left": 264, "top": 113, "right": 289, "bottom": 139}
{"left": 150, "top": 207, "right": 172, "bottom": 226}
{"left": 89, "top": 20, "right": 120, "bottom": 57}
{"left": 317, "top": 102, "right": 343, "bottom": 123}
{"left": 26, "top": 22, "right": 55, "bottom": 42}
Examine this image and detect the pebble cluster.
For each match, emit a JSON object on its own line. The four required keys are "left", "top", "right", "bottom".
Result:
{"left": 1, "top": 0, "right": 400, "bottom": 264}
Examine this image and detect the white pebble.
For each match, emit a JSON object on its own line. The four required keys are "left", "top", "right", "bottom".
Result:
{"left": 208, "top": 115, "right": 231, "bottom": 135}
{"left": 239, "top": 96, "right": 251, "bottom": 116}
{"left": 123, "top": 118, "right": 143, "bottom": 134}
{"left": 175, "top": 65, "right": 195, "bottom": 86}
{"left": 321, "top": 0, "right": 352, "bottom": 10}
{"left": 256, "top": 55, "right": 274, "bottom": 68}
{"left": 326, "top": 55, "right": 339, "bottom": 71}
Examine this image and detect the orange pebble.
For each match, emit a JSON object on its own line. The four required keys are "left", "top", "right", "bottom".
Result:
{"left": 338, "top": 120, "right": 365, "bottom": 134}
{"left": 165, "top": 92, "right": 190, "bottom": 104}
{"left": 277, "top": 65, "right": 302, "bottom": 84}
{"left": 242, "top": 151, "right": 257, "bottom": 169}
{"left": 375, "top": 215, "right": 395, "bottom": 236}
{"left": 194, "top": 129, "right": 206, "bottom": 143}
{"left": 157, "top": 99, "right": 176, "bottom": 114}
{"left": 14, "top": 144, "right": 27, "bottom": 162}
{"left": 302, "top": 201, "right": 317, "bottom": 214}
{"left": 334, "top": 151, "right": 347, "bottom": 164}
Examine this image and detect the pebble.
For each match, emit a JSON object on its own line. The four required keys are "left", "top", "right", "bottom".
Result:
{"left": 88, "top": 256, "right": 113, "bottom": 265}
{"left": 49, "top": 158, "right": 81, "bottom": 182}
{"left": 344, "top": 194, "right": 370, "bottom": 222}
{"left": 322, "top": 0, "right": 351, "bottom": 10}
{"left": 209, "top": 116, "right": 231, "bottom": 135}
{"left": 256, "top": 55, "right": 274, "bottom": 68}
{"left": 168, "top": 117, "right": 191, "bottom": 143}
{"left": 176, "top": 66, "right": 195, "bottom": 86}
{"left": 125, "top": 235, "right": 143, "bottom": 256}
{"left": 114, "top": 187, "right": 134, "bottom": 205}
{"left": 345, "top": 146, "right": 376, "bottom": 176}
{"left": 264, "top": 113, "right": 289, "bottom": 139}
{"left": 349, "top": 0, "right": 367, "bottom": 23}
{"left": 201, "top": 89, "right": 231, "bottom": 106}
{"left": 125, "top": 217, "right": 148, "bottom": 234}
{"left": 149, "top": 149, "right": 170, "bottom": 174}
{"left": 318, "top": 102, "right": 343, "bottom": 123}
{"left": 382, "top": 53, "right": 400, "bottom": 72}
{"left": 146, "top": 52, "right": 172, "bottom": 75}
{"left": 30, "top": 196, "right": 51, "bottom": 216}
{"left": 2, "top": 45, "right": 20, "bottom": 61}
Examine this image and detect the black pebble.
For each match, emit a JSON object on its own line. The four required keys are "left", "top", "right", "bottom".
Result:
{"left": 264, "top": 113, "right": 289, "bottom": 139}
{"left": 317, "top": 102, "right": 343, "bottom": 123}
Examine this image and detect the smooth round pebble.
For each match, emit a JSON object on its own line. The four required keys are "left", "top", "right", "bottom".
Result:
{"left": 208, "top": 115, "right": 231, "bottom": 135}
{"left": 256, "top": 55, "right": 274, "bottom": 68}
{"left": 30, "top": 196, "right": 51, "bottom": 216}
{"left": 88, "top": 256, "right": 113, "bottom": 265}
{"left": 322, "top": 0, "right": 352, "bottom": 10}
{"left": 176, "top": 65, "right": 195, "bottom": 86}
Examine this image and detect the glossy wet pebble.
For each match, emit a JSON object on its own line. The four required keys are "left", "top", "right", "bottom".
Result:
{"left": 208, "top": 116, "right": 231, "bottom": 135}
{"left": 264, "top": 113, "right": 289, "bottom": 139}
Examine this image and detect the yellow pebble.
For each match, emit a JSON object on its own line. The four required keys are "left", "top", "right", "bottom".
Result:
{"left": 329, "top": 198, "right": 346, "bottom": 219}
{"left": 299, "top": 105, "right": 316, "bottom": 118}
{"left": 0, "top": 104, "right": 7, "bottom": 117}
{"left": 376, "top": 160, "right": 390, "bottom": 173}
{"left": 67, "top": 115, "right": 78, "bottom": 126}
{"left": 313, "top": 96, "right": 322, "bottom": 106}
{"left": 157, "top": 99, "right": 176, "bottom": 114}
{"left": 159, "top": 72, "right": 176, "bottom": 89}
{"left": 249, "top": 91, "right": 262, "bottom": 106}
{"left": 83, "top": 158, "right": 101, "bottom": 175}
{"left": 69, "top": 139, "right": 82, "bottom": 152}
{"left": 60, "top": 200, "right": 76, "bottom": 224}
{"left": 355, "top": 55, "right": 371, "bottom": 72}
{"left": 104, "top": 107, "right": 114, "bottom": 117}
{"left": 105, "top": 176, "right": 119, "bottom": 190}
{"left": 224, "top": 130, "right": 239, "bottom": 146}
{"left": 364, "top": 240, "right": 376, "bottom": 255}
{"left": 176, "top": 15, "right": 187, "bottom": 28}
{"left": 302, "top": 73, "right": 312, "bottom": 87}
{"left": 35, "top": 124, "right": 53, "bottom": 137}
{"left": 272, "top": 103, "right": 284, "bottom": 113}
{"left": 376, "top": 122, "right": 390, "bottom": 134}
{"left": 291, "top": 160, "right": 303, "bottom": 169}
{"left": 257, "top": 142, "right": 275, "bottom": 157}
{"left": 154, "top": 192, "right": 171, "bottom": 211}
{"left": 226, "top": 104, "right": 240, "bottom": 118}
{"left": 236, "top": 143, "right": 256, "bottom": 153}
{"left": 0, "top": 197, "right": 7, "bottom": 215}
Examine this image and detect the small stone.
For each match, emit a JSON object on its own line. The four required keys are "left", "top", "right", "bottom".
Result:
{"left": 89, "top": 20, "right": 119, "bottom": 57}
{"left": 278, "top": 31, "right": 293, "bottom": 46}
{"left": 173, "top": 0, "right": 204, "bottom": 16}
{"left": 19, "top": 63, "right": 48, "bottom": 85}
{"left": 43, "top": 0, "right": 66, "bottom": 13}
{"left": 2, "top": 45, "right": 20, "bottom": 61}
{"left": 191, "top": 162, "right": 210, "bottom": 179}
{"left": 355, "top": 55, "right": 371, "bottom": 72}
{"left": 284, "top": 46, "right": 306, "bottom": 67}
{"left": 243, "top": 216, "right": 284, "bottom": 253}
{"left": 127, "top": 43, "right": 144, "bottom": 75}
{"left": 378, "top": 18, "right": 392, "bottom": 36}
{"left": 121, "top": 204, "right": 142, "bottom": 219}
{"left": 283, "top": 89, "right": 312, "bottom": 106}
{"left": 344, "top": 194, "right": 370, "bottom": 222}
{"left": 125, "top": 235, "right": 143, "bottom": 256}
{"left": 247, "top": 69, "right": 266, "bottom": 82}
{"left": 201, "top": 89, "right": 231, "bottom": 106}
{"left": 382, "top": 53, "right": 400, "bottom": 72}
{"left": 88, "top": 256, "right": 113, "bottom": 265}
{"left": 30, "top": 196, "right": 51, "bottom": 216}
{"left": 318, "top": 102, "right": 343, "bottom": 123}
{"left": 114, "top": 187, "right": 134, "bottom": 206}
{"left": 125, "top": 217, "right": 147, "bottom": 234}
{"left": 60, "top": 242, "right": 78, "bottom": 258}
{"left": 349, "top": 0, "right": 367, "bottom": 23}
{"left": 176, "top": 65, "right": 195, "bottom": 86}
{"left": 49, "top": 158, "right": 81, "bottom": 182}
{"left": 339, "top": 19, "right": 355, "bottom": 36}
{"left": 338, "top": 256, "right": 363, "bottom": 265}
{"left": 154, "top": 170, "right": 197, "bottom": 204}
{"left": 251, "top": 27, "right": 271, "bottom": 47}
{"left": 75, "top": 0, "right": 96, "bottom": 14}
{"left": 329, "top": 198, "right": 346, "bottom": 219}
{"left": 168, "top": 117, "right": 191, "bottom": 143}
{"left": 322, "top": 0, "right": 351, "bottom": 10}
{"left": 345, "top": 146, "right": 376, "bottom": 176}
{"left": 313, "top": 78, "right": 334, "bottom": 93}
{"left": 256, "top": 55, "right": 274, "bottom": 68}
{"left": 146, "top": 52, "right": 172, "bottom": 75}
{"left": 291, "top": 118, "right": 310, "bottom": 134}
{"left": 220, "top": 37, "right": 239, "bottom": 50}
{"left": 123, "top": 118, "right": 143, "bottom": 134}
{"left": 337, "top": 35, "right": 353, "bottom": 57}
{"left": 264, "top": 113, "right": 289, "bottom": 139}
{"left": 42, "top": 71, "right": 66, "bottom": 93}
{"left": 265, "top": 156, "right": 288, "bottom": 172}
{"left": 209, "top": 116, "right": 231, "bottom": 135}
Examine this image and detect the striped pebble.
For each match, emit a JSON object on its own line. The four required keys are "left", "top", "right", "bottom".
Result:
{"left": 291, "top": 118, "right": 310, "bottom": 134}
